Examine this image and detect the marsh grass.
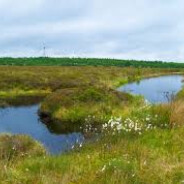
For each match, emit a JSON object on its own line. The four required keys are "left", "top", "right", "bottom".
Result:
{"left": 0, "top": 66, "right": 184, "bottom": 183}
{"left": 2, "top": 127, "right": 184, "bottom": 184}
{"left": 0, "top": 66, "right": 180, "bottom": 106}
{"left": 40, "top": 86, "right": 141, "bottom": 132}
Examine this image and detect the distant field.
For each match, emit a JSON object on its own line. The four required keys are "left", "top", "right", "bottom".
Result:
{"left": 0, "top": 57, "right": 184, "bottom": 68}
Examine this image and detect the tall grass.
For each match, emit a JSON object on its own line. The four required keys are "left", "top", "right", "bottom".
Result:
{"left": 2, "top": 127, "right": 184, "bottom": 183}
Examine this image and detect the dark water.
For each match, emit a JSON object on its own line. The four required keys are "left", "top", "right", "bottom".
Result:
{"left": 118, "top": 75, "right": 184, "bottom": 103}
{"left": 0, "top": 105, "right": 84, "bottom": 154}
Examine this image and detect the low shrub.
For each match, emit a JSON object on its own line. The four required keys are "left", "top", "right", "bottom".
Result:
{"left": 0, "top": 134, "right": 46, "bottom": 161}
{"left": 40, "top": 86, "right": 136, "bottom": 131}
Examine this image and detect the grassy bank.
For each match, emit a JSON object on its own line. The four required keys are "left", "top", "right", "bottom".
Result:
{"left": 2, "top": 111, "right": 184, "bottom": 183}
{"left": 39, "top": 86, "right": 142, "bottom": 133}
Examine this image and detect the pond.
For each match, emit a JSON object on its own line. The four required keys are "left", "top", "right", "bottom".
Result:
{"left": 118, "top": 75, "right": 184, "bottom": 103}
{"left": 0, "top": 75, "right": 183, "bottom": 154}
{"left": 0, "top": 105, "right": 84, "bottom": 154}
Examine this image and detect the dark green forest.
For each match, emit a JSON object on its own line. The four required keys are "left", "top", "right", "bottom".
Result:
{"left": 0, "top": 57, "right": 184, "bottom": 68}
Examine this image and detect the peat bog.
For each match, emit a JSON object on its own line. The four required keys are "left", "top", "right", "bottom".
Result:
{"left": 1, "top": 63, "right": 184, "bottom": 183}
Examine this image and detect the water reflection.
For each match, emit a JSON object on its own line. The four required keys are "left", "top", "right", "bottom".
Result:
{"left": 0, "top": 105, "right": 84, "bottom": 154}
{"left": 118, "top": 75, "right": 184, "bottom": 103}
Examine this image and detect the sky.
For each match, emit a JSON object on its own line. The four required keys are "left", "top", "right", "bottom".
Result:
{"left": 0, "top": 0, "right": 184, "bottom": 61}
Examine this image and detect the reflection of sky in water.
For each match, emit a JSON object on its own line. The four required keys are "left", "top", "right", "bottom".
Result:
{"left": 118, "top": 75, "right": 183, "bottom": 103}
{"left": 0, "top": 105, "right": 84, "bottom": 154}
{"left": 0, "top": 75, "right": 182, "bottom": 154}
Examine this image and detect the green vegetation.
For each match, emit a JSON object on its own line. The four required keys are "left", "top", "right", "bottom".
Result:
{"left": 2, "top": 112, "right": 184, "bottom": 183}
{"left": 0, "top": 57, "right": 184, "bottom": 68}
{"left": 0, "top": 65, "right": 180, "bottom": 106}
{"left": 40, "top": 86, "right": 141, "bottom": 133}
{"left": 1, "top": 63, "right": 184, "bottom": 183}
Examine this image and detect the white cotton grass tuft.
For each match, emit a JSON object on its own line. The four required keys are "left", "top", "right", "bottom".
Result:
{"left": 101, "top": 112, "right": 162, "bottom": 136}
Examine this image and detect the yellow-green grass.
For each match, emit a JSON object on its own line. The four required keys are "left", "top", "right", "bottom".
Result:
{"left": 0, "top": 89, "right": 51, "bottom": 97}
{"left": 0, "top": 66, "right": 181, "bottom": 92}
{"left": 1, "top": 127, "right": 184, "bottom": 184}
{"left": 0, "top": 66, "right": 178, "bottom": 107}
{"left": 0, "top": 89, "right": 51, "bottom": 106}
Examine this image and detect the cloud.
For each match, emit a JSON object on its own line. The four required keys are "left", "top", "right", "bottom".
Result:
{"left": 0, "top": 0, "right": 184, "bottom": 61}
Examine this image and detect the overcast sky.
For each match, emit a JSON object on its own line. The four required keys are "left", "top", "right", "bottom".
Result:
{"left": 0, "top": 0, "right": 184, "bottom": 61}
